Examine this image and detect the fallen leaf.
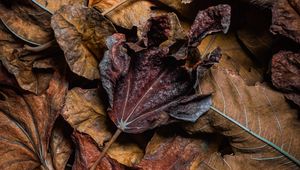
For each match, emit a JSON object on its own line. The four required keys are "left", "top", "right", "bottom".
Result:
{"left": 270, "top": 0, "right": 300, "bottom": 44}
{"left": 271, "top": 51, "right": 300, "bottom": 107}
{"left": 32, "top": 0, "right": 84, "bottom": 14}
{"left": 61, "top": 88, "right": 144, "bottom": 166}
{"left": 50, "top": 120, "right": 73, "bottom": 170}
{"left": 0, "top": 1, "right": 53, "bottom": 45}
{"left": 51, "top": 4, "right": 116, "bottom": 80}
{"left": 90, "top": 0, "right": 159, "bottom": 29}
{"left": 135, "top": 129, "right": 220, "bottom": 170}
{"left": 0, "top": 71, "right": 69, "bottom": 170}
{"left": 186, "top": 58, "right": 300, "bottom": 169}
{"left": 72, "top": 131, "right": 125, "bottom": 170}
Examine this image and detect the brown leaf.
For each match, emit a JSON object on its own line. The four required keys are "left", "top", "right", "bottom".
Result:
{"left": 0, "top": 1, "right": 53, "bottom": 45}
{"left": 50, "top": 121, "right": 73, "bottom": 170}
{"left": 61, "top": 88, "right": 144, "bottom": 166}
{"left": 0, "top": 71, "right": 69, "bottom": 170}
{"left": 135, "top": 129, "right": 220, "bottom": 170}
{"left": 72, "top": 131, "right": 125, "bottom": 170}
{"left": 32, "top": 0, "right": 84, "bottom": 14}
{"left": 0, "top": 24, "right": 57, "bottom": 94}
{"left": 186, "top": 57, "right": 300, "bottom": 169}
{"left": 51, "top": 4, "right": 116, "bottom": 80}
{"left": 270, "top": 0, "right": 300, "bottom": 44}
{"left": 271, "top": 51, "right": 300, "bottom": 107}
{"left": 89, "top": 0, "right": 160, "bottom": 29}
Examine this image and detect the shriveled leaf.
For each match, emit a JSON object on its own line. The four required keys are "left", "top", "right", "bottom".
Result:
{"left": 0, "top": 71, "right": 69, "bottom": 170}
{"left": 90, "top": 0, "right": 159, "bottom": 29}
{"left": 72, "top": 131, "right": 125, "bottom": 170}
{"left": 0, "top": 1, "right": 52, "bottom": 45}
{"left": 186, "top": 58, "right": 300, "bottom": 169}
{"left": 271, "top": 51, "right": 300, "bottom": 107}
{"left": 32, "top": 0, "right": 84, "bottom": 14}
{"left": 100, "top": 5, "right": 231, "bottom": 134}
{"left": 51, "top": 4, "right": 116, "bottom": 80}
{"left": 270, "top": 0, "right": 300, "bottom": 44}
{"left": 62, "top": 88, "right": 144, "bottom": 166}
{"left": 135, "top": 129, "right": 220, "bottom": 170}
{"left": 0, "top": 24, "right": 57, "bottom": 94}
{"left": 50, "top": 120, "right": 72, "bottom": 170}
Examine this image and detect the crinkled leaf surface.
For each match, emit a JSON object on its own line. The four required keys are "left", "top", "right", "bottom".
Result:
{"left": 0, "top": 24, "right": 57, "bottom": 94}
{"left": 271, "top": 51, "right": 300, "bottom": 107}
{"left": 90, "top": 0, "right": 159, "bottom": 29}
{"left": 186, "top": 57, "right": 300, "bottom": 169}
{"left": 0, "top": 1, "right": 52, "bottom": 45}
{"left": 51, "top": 4, "right": 116, "bottom": 80}
{"left": 270, "top": 0, "right": 300, "bottom": 44}
{"left": 72, "top": 131, "right": 125, "bottom": 170}
{"left": 61, "top": 88, "right": 144, "bottom": 166}
{"left": 0, "top": 72, "right": 69, "bottom": 170}
{"left": 135, "top": 129, "right": 220, "bottom": 170}
{"left": 32, "top": 0, "right": 84, "bottom": 14}
{"left": 100, "top": 5, "right": 231, "bottom": 134}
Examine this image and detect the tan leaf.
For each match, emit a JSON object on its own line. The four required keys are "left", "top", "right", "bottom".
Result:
{"left": 135, "top": 129, "right": 220, "bottom": 170}
{"left": 50, "top": 120, "right": 73, "bottom": 170}
{"left": 186, "top": 57, "right": 300, "bottom": 169}
{"left": 0, "top": 71, "right": 69, "bottom": 170}
{"left": 90, "top": 0, "right": 159, "bottom": 29}
{"left": 51, "top": 4, "right": 116, "bottom": 80}
{"left": 0, "top": 1, "right": 52, "bottom": 45}
{"left": 32, "top": 0, "right": 84, "bottom": 14}
{"left": 61, "top": 88, "right": 144, "bottom": 167}
{"left": 0, "top": 24, "right": 57, "bottom": 94}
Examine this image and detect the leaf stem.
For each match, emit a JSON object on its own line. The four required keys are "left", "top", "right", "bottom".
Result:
{"left": 90, "top": 128, "right": 122, "bottom": 170}
{"left": 101, "top": 0, "right": 129, "bottom": 16}
{"left": 24, "top": 40, "right": 56, "bottom": 52}
{"left": 210, "top": 106, "right": 300, "bottom": 167}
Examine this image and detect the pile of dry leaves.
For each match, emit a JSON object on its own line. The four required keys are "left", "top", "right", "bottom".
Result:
{"left": 0, "top": 0, "right": 299, "bottom": 170}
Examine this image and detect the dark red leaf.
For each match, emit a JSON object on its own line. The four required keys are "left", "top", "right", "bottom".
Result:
{"left": 100, "top": 5, "right": 231, "bottom": 134}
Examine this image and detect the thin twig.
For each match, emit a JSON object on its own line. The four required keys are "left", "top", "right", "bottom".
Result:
{"left": 101, "top": 0, "right": 129, "bottom": 16}
{"left": 24, "top": 40, "right": 56, "bottom": 52}
{"left": 90, "top": 128, "right": 122, "bottom": 170}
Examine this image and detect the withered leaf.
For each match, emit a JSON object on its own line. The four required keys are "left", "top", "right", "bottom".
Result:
{"left": 90, "top": 0, "right": 159, "bottom": 29}
{"left": 135, "top": 129, "right": 220, "bottom": 170}
{"left": 100, "top": 5, "right": 231, "bottom": 134}
{"left": 270, "top": 0, "right": 300, "bottom": 44}
{"left": 62, "top": 88, "right": 144, "bottom": 166}
{"left": 32, "top": 0, "right": 84, "bottom": 14}
{"left": 186, "top": 59, "right": 300, "bottom": 169}
{"left": 0, "top": 72, "right": 69, "bottom": 170}
{"left": 72, "top": 131, "right": 125, "bottom": 170}
{"left": 51, "top": 4, "right": 116, "bottom": 80}
{"left": 0, "top": 24, "right": 57, "bottom": 94}
{"left": 50, "top": 120, "right": 73, "bottom": 170}
{"left": 271, "top": 51, "right": 300, "bottom": 107}
{"left": 0, "top": 1, "right": 53, "bottom": 45}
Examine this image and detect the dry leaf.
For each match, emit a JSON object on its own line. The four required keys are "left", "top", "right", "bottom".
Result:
{"left": 50, "top": 120, "right": 73, "bottom": 170}
{"left": 51, "top": 4, "right": 116, "bottom": 80}
{"left": 186, "top": 57, "right": 300, "bottom": 169}
{"left": 0, "top": 1, "right": 52, "bottom": 45}
{"left": 271, "top": 51, "right": 300, "bottom": 107}
{"left": 90, "top": 0, "right": 158, "bottom": 29}
{"left": 135, "top": 129, "right": 220, "bottom": 170}
{"left": 0, "top": 71, "right": 69, "bottom": 170}
{"left": 32, "top": 0, "right": 84, "bottom": 14}
{"left": 62, "top": 88, "right": 144, "bottom": 166}
{"left": 270, "top": 0, "right": 300, "bottom": 44}
{"left": 72, "top": 131, "right": 125, "bottom": 170}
